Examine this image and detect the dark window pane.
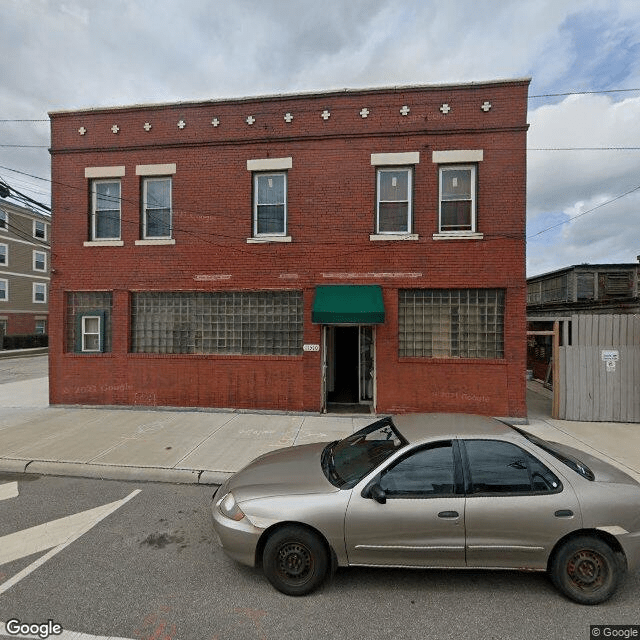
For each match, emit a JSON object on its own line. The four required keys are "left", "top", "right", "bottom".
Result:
{"left": 146, "top": 207, "right": 171, "bottom": 237}
{"left": 95, "top": 210, "right": 121, "bottom": 239}
{"left": 257, "top": 205, "right": 285, "bottom": 234}
{"left": 378, "top": 202, "right": 408, "bottom": 232}
{"left": 380, "top": 442, "right": 455, "bottom": 497}
{"left": 465, "top": 440, "right": 559, "bottom": 494}
{"left": 440, "top": 201, "right": 471, "bottom": 231}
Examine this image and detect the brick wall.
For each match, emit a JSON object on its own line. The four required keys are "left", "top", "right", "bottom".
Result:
{"left": 49, "top": 79, "right": 529, "bottom": 418}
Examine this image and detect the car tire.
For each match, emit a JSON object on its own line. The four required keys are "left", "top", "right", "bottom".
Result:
{"left": 262, "top": 526, "right": 329, "bottom": 596}
{"left": 550, "top": 536, "right": 623, "bottom": 605}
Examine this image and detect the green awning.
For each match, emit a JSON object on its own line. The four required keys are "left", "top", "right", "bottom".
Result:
{"left": 312, "top": 285, "right": 385, "bottom": 324}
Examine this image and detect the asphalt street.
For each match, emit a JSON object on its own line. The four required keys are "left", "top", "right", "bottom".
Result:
{"left": 1, "top": 474, "right": 639, "bottom": 640}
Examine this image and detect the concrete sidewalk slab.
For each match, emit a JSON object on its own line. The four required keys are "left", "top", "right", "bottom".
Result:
{"left": 0, "top": 376, "right": 49, "bottom": 408}
{"left": 0, "top": 374, "right": 638, "bottom": 486}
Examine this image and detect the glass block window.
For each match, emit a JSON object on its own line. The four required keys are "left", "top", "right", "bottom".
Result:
{"left": 131, "top": 291, "right": 303, "bottom": 355}
{"left": 66, "top": 291, "right": 113, "bottom": 353}
{"left": 399, "top": 289, "right": 505, "bottom": 359}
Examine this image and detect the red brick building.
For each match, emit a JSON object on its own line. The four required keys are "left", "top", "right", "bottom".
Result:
{"left": 48, "top": 78, "right": 530, "bottom": 418}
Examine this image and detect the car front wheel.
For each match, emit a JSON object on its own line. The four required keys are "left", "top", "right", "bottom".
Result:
{"left": 550, "top": 536, "right": 623, "bottom": 605}
{"left": 262, "top": 526, "right": 329, "bottom": 596}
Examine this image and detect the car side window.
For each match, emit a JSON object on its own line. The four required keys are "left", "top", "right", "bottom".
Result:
{"left": 378, "top": 441, "right": 456, "bottom": 498}
{"left": 464, "top": 440, "right": 561, "bottom": 495}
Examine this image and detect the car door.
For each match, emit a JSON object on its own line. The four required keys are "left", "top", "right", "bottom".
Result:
{"left": 344, "top": 440, "right": 466, "bottom": 567}
{"left": 462, "top": 438, "right": 582, "bottom": 569}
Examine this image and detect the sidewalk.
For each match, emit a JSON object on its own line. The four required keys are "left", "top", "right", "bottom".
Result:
{"left": 0, "top": 377, "right": 638, "bottom": 486}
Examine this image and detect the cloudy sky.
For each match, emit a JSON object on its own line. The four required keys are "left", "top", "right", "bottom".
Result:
{"left": 1, "top": 0, "right": 639, "bottom": 276}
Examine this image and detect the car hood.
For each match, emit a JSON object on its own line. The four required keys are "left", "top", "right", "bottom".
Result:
{"left": 225, "top": 441, "right": 337, "bottom": 502}
{"left": 550, "top": 441, "right": 640, "bottom": 485}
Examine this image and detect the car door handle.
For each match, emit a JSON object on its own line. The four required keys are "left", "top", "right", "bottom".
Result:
{"left": 438, "top": 511, "right": 459, "bottom": 519}
{"left": 554, "top": 509, "right": 574, "bottom": 518}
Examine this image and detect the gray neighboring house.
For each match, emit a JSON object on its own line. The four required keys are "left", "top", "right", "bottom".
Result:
{"left": 0, "top": 200, "right": 51, "bottom": 339}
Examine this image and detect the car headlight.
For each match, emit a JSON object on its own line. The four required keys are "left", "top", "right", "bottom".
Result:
{"left": 218, "top": 492, "right": 246, "bottom": 521}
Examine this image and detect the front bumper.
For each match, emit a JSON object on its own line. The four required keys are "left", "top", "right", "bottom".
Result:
{"left": 211, "top": 486, "right": 264, "bottom": 567}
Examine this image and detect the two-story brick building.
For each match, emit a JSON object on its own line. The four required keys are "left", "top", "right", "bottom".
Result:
{"left": 48, "top": 78, "right": 530, "bottom": 418}
{"left": 0, "top": 200, "right": 50, "bottom": 338}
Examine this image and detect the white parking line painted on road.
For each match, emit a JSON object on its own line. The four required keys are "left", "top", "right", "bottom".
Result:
{"left": 0, "top": 621, "right": 135, "bottom": 639}
{"left": 0, "top": 489, "right": 141, "bottom": 596}
{"left": 0, "top": 481, "right": 18, "bottom": 501}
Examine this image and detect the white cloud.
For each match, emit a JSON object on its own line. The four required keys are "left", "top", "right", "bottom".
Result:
{"left": 2, "top": 0, "right": 640, "bottom": 274}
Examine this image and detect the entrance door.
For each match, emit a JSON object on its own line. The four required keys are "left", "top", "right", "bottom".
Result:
{"left": 323, "top": 326, "right": 375, "bottom": 412}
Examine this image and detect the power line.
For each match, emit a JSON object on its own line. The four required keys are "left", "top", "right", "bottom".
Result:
{"left": 527, "top": 184, "right": 640, "bottom": 239}
{"left": 529, "top": 88, "right": 640, "bottom": 99}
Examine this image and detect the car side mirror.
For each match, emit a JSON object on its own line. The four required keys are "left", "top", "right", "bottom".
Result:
{"left": 369, "top": 483, "right": 386, "bottom": 504}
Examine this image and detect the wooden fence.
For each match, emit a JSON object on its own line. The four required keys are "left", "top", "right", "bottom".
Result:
{"left": 558, "top": 314, "right": 640, "bottom": 422}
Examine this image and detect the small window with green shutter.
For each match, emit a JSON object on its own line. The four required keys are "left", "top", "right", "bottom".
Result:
{"left": 76, "top": 311, "right": 105, "bottom": 353}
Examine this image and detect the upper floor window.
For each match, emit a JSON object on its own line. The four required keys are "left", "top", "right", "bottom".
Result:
{"left": 0, "top": 210, "right": 7, "bottom": 230}
{"left": 439, "top": 165, "right": 476, "bottom": 233}
{"left": 142, "top": 177, "right": 172, "bottom": 239}
{"left": 254, "top": 173, "right": 287, "bottom": 237}
{"left": 33, "top": 250, "right": 46, "bottom": 272}
{"left": 0, "top": 243, "right": 7, "bottom": 266}
{"left": 33, "top": 282, "right": 47, "bottom": 303}
{"left": 0, "top": 279, "right": 7, "bottom": 301}
{"left": 376, "top": 168, "right": 412, "bottom": 234}
{"left": 34, "top": 219, "right": 47, "bottom": 240}
{"left": 91, "top": 180, "right": 121, "bottom": 240}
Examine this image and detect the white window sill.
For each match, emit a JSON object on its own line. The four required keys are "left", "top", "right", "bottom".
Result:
{"left": 432, "top": 232, "right": 484, "bottom": 240}
{"left": 246, "top": 236, "right": 292, "bottom": 244}
{"left": 135, "top": 239, "right": 176, "bottom": 246}
{"left": 83, "top": 240, "right": 124, "bottom": 247}
{"left": 370, "top": 234, "right": 419, "bottom": 241}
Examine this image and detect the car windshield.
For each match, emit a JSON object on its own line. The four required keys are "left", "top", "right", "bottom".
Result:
{"left": 321, "top": 417, "right": 407, "bottom": 489}
{"left": 512, "top": 426, "right": 595, "bottom": 481}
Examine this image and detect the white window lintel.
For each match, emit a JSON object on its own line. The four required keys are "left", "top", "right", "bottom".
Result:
{"left": 136, "top": 163, "right": 177, "bottom": 176}
{"left": 247, "top": 157, "right": 293, "bottom": 172}
{"left": 432, "top": 150, "right": 484, "bottom": 164}
{"left": 85, "top": 166, "right": 126, "bottom": 178}
{"left": 371, "top": 152, "right": 420, "bottom": 166}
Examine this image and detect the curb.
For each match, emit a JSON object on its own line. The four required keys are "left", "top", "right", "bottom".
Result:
{"left": 0, "top": 458, "right": 230, "bottom": 486}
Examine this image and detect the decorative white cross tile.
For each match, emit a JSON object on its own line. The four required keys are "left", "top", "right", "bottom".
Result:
{"left": 284, "top": 112, "right": 293, "bottom": 123}
{"left": 246, "top": 115, "right": 255, "bottom": 125}
{"left": 177, "top": 120, "right": 186, "bottom": 129}
{"left": 359, "top": 108, "right": 370, "bottom": 118}
{"left": 321, "top": 109, "right": 331, "bottom": 120}
{"left": 111, "top": 124, "right": 120, "bottom": 134}
{"left": 78, "top": 126, "right": 87, "bottom": 135}
{"left": 143, "top": 122, "right": 152, "bottom": 131}
{"left": 481, "top": 101, "right": 492, "bottom": 112}
{"left": 439, "top": 104, "right": 451, "bottom": 115}
{"left": 400, "top": 105, "right": 410, "bottom": 116}
{"left": 211, "top": 118, "right": 220, "bottom": 127}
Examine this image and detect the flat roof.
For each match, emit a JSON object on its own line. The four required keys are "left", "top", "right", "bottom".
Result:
{"left": 49, "top": 77, "right": 532, "bottom": 117}
{"left": 527, "top": 263, "right": 639, "bottom": 281}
